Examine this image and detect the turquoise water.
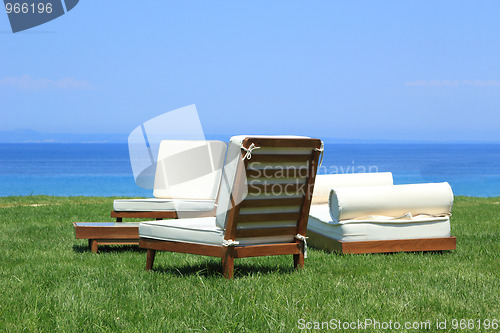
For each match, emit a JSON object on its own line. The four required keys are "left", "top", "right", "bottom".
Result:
{"left": 0, "top": 143, "right": 499, "bottom": 197}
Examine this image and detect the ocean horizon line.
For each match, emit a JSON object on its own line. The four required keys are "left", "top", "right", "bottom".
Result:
{"left": 1, "top": 129, "right": 500, "bottom": 144}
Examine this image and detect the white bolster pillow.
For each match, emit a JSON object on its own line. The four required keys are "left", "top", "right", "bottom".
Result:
{"left": 312, "top": 172, "right": 393, "bottom": 204}
{"left": 329, "top": 182, "right": 454, "bottom": 221}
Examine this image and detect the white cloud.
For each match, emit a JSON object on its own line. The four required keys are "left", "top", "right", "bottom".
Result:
{"left": 405, "top": 80, "right": 500, "bottom": 87}
{"left": 0, "top": 75, "right": 93, "bottom": 90}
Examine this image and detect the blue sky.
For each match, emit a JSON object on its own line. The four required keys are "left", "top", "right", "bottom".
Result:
{"left": 1, "top": 1, "right": 499, "bottom": 142}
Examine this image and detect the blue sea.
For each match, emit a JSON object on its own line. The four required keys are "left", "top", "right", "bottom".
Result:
{"left": 0, "top": 143, "right": 499, "bottom": 197}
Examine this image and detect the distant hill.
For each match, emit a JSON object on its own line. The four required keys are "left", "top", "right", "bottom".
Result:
{"left": 1, "top": 130, "right": 497, "bottom": 144}
{"left": 0, "top": 129, "right": 128, "bottom": 143}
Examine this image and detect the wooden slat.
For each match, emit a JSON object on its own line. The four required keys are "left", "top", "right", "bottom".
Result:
{"left": 248, "top": 154, "right": 311, "bottom": 163}
{"left": 74, "top": 222, "right": 139, "bottom": 239}
{"left": 247, "top": 183, "right": 306, "bottom": 195}
{"left": 237, "top": 212, "right": 300, "bottom": 223}
{"left": 296, "top": 149, "right": 319, "bottom": 235}
{"left": 240, "top": 197, "right": 303, "bottom": 208}
{"left": 246, "top": 168, "right": 309, "bottom": 179}
{"left": 139, "top": 238, "right": 223, "bottom": 257}
{"left": 341, "top": 237, "right": 457, "bottom": 254}
{"left": 236, "top": 227, "right": 297, "bottom": 238}
{"left": 243, "top": 138, "right": 322, "bottom": 149}
{"left": 234, "top": 243, "right": 302, "bottom": 258}
{"left": 224, "top": 152, "right": 249, "bottom": 241}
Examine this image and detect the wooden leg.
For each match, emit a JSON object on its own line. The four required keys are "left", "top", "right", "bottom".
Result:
{"left": 90, "top": 239, "right": 98, "bottom": 253}
{"left": 222, "top": 248, "right": 234, "bottom": 279}
{"left": 293, "top": 253, "right": 304, "bottom": 269}
{"left": 146, "top": 249, "right": 156, "bottom": 271}
{"left": 116, "top": 217, "right": 122, "bottom": 222}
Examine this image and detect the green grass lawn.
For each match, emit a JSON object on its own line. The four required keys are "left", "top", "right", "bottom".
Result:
{"left": 0, "top": 196, "right": 498, "bottom": 332}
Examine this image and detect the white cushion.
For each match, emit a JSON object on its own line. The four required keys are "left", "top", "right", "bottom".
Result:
{"left": 140, "top": 217, "right": 224, "bottom": 245}
{"left": 215, "top": 135, "right": 312, "bottom": 229}
{"left": 113, "top": 198, "right": 215, "bottom": 212}
{"left": 153, "top": 140, "right": 227, "bottom": 200}
{"left": 312, "top": 172, "right": 393, "bottom": 204}
{"left": 329, "top": 182, "right": 454, "bottom": 221}
{"left": 308, "top": 205, "right": 451, "bottom": 242}
{"left": 139, "top": 217, "right": 294, "bottom": 246}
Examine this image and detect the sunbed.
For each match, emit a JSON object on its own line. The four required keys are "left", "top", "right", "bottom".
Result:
{"left": 308, "top": 173, "right": 456, "bottom": 253}
{"left": 74, "top": 140, "right": 226, "bottom": 253}
{"left": 138, "top": 135, "right": 323, "bottom": 278}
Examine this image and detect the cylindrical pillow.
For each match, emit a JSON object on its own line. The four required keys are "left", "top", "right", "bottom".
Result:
{"left": 312, "top": 172, "right": 393, "bottom": 204}
{"left": 329, "top": 182, "right": 454, "bottom": 221}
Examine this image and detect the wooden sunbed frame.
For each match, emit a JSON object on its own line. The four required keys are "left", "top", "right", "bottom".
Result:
{"left": 307, "top": 229, "right": 456, "bottom": 254}
{"left": 73, "top": 212, "right": 177, "bottom": 253}
{"left": 73, "top": 222, "right": 140, "bottom": 253}
{"left": 75, "top": 209, "right": 215, "bottom": 253}
{"left": 139, "top": 137, "right": 323, "bottom": 279}
{"left": 110, "top": 210, "right": 178, "bottom": 222}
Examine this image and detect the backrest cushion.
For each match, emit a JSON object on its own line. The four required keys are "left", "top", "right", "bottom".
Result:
{"left": 153, "top": 140, "right": 227, "bottom": 200}
{"left": 311, "top": 172, "right": 393, "bottom": 204}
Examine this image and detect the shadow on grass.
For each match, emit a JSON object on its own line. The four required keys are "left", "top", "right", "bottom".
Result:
{"left": 72, "top": 243, "right": 297, "bottom": 278}
{"left": 152, "top": 261, "right": 297, "bottom": 279}
{"left": 72, "top": 245, "right": 89, "bottom": 253}
{"left": 72, "top": 244, "right": 146, "bottom": 254}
